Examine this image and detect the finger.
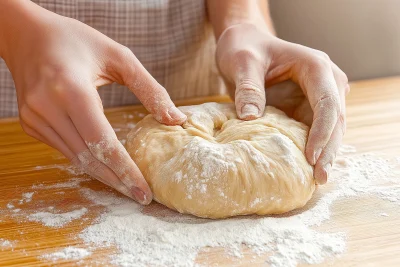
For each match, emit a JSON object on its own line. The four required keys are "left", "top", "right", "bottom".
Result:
{"left": 29, "top": 91, "right": 142, "bottom": 202}
{"left": 312, "top": 62, "right": 348, "bottom": 185}
{"left": 67, "top": 88, "right": 153, "bottom": 205}
{"left": 75, "top": 148, "right": 136, "bottom": 198}
{"left": 330, "top": 61, "right": 350, "bottom": 95}
{"left": 330, "top": 61, "right": 348, "bottom": 141}
{"left": 312, "top": 61, "right": 348, "bottom": 184}
{"left": 109, "top": 46, "right": 186, "bottom": 125}
{"left": 233, "top": 52, "right": 267, "bottom": 120}
{"left": 293, "top": 55, "right": 341, "bottom": 166}
{"left": 314, "top": 119, "right": 344, "bottom": 184}
{"left": 49, "top": 112, "right": 140, "bottom": 201}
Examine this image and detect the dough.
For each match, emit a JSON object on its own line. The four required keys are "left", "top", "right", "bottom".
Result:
{"left": 126, "top": 103, "right": 315, "bottom": 219}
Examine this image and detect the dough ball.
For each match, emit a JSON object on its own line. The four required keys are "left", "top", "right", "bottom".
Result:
{"left": 126, "top": 103, "right": 315, "bottom": 219}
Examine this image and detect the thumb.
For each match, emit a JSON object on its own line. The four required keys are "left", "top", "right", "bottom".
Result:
{"left": 233, "top": 54, "right": 266, "bottom": 120}
{"left": 110, "top": 46, "right": 186, "bottom": 125}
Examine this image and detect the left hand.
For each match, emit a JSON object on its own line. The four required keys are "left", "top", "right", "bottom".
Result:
{"left": 216, "top": 23, "right": 350, "bottom": 184}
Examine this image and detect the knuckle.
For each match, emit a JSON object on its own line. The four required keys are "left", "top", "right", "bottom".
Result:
{"left": 344, "top": 83, "right": 351, "bottom": 94}
{"left": 308, "top": 56, "right": 331, "bottom": 72}
{"left": 316, "top": 51, "right": 331, "bottom": 61}
{"left": 337, "top": 70, "right": 350, "bottom": 92}
{"left": 341, "top": 72, "right": 349, "bottom": 84}
{"left": 24, "top": 91, "right": 43, "bottom": 111}
{"left": 87, "top": 137, "right": 122, "bottom": 166}
{"left": 235, "top": 81, "right": 265, "bottom": 104}
{"left": 232, "top": 49, "right": 261, "bottom": 65}
{"left": 117, "top": 46, "right": 137, "bottom": 67}
{"left": 316, "top": 94, "right": 341, "bottom": 116}
{"left": 113, "top": 45, "right": 139, "bottom": 84}
{"left": 236, "top": 79, "right": 264, "bottom": 93}
{"left": 37, "top": 65, "right": 81, "bottom": 102}
{"left": 86, "top": 159, "right": 104, "bottom": 175}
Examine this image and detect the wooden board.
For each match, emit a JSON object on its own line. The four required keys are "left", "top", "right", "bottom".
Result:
{"left": 0, "top": 77, "right": 400, "bottom": 266}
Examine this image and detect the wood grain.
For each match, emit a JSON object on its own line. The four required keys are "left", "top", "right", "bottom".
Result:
{"left": 0, "top": 78, "right": 399, "bottom": 266}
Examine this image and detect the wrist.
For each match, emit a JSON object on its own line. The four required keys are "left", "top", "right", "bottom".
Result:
{"left": 218, "top": 22, "right": 274, "bottom": 43}
{"left": 207, "top": 0, "right": 275, "bottom": 40}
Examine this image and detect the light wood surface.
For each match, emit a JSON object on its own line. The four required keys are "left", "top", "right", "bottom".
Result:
{"left": 1, "top": 77, "right": 400, "bottom": 266}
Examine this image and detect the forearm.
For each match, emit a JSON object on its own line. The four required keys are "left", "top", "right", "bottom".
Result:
{"left": 207, "top": 0, "right": 275, "bottom": 40}
{"left": 0, "top": 0, "right": 45, "bottom": 59}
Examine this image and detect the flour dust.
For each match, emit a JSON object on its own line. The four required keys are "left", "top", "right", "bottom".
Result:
{"left": 2, "top": 145, "right": 399, "bottom": 267}
{"left": 41, "top": 246, "right": 91, "bottom": 261}
{"left": 77, "top": 145, "right": 399, "bottom": 267}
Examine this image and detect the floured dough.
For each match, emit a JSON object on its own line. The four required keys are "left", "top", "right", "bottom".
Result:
{"left": 126, "top": 103, "right": 315, "bottom": 219}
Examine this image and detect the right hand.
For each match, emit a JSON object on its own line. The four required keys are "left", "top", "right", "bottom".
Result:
{"left": 0, "top": 1, "right": 187, "bottom": 204}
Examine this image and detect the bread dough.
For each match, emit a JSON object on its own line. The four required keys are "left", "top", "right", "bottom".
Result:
{"left": 126, "top": 103, "right": 315, "bottom": 219}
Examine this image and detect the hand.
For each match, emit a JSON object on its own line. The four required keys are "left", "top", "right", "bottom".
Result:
{"left": 216, "top": 23, "right": 349, "bottom": 184}
{"left": 1, "top": 1, "right": 186, "bottom": 204}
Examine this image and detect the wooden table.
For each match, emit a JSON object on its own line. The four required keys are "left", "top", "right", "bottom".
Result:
{"left": 0, "top": 77, "right": 399, "bottom": 266}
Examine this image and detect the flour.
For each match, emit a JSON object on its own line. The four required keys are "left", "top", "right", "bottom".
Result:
{"left": 28, "top": 208, "right": 88, "bottom": 227}
{"left": 34, "top": 164, "right": 85, "bottom": 176}
{"left": 42, "top": 246, "right": 91, "bottom": 260}
{"left": 21, "top": 192, "right": 34, "bottom": 203}
{"left": 76, "top": 145, "right": 399, "bottom": 267}
{"left": 0, "top": 238, "right": 14, "bottom": 250}
{"left": 270, "top": 134, "right": 305, "bottom": 184}
{"left": 32, "top": 178, "right": 90, "bottom": 189}
{"left": 18, "top": 192, "right": 34, "bottom": 204}
{"left": 170, "top": 136, "right": 238, "bottom": 196}
{"left": 79, "top": 190, "right": 346, "bottom": 267}
{"left": 10, "top": 144, "right": 399, "bottom": 266}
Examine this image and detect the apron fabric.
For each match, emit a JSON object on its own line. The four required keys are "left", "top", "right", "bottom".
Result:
{"left": 0, "top": 0, "right": 224, "bottom": 118}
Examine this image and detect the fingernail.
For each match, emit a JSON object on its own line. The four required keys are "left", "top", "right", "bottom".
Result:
{"left": 131, "top": 187, "right": 147, "bottom": 204}
{"left": 321, "top": 163, "right": 332, "bottom": 184}
{"left": 167, "top": 106, "right": 187, "bottom": 123}
{"left": 313, "top": 148, "right": 322, "bottom": 165}
{"left": 240, "top": 104, "right": 259, "bottom": 119}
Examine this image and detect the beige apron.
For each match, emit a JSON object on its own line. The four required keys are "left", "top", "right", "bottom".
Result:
{"left": 0, "top": 0, "right": 224, "bottom": 118}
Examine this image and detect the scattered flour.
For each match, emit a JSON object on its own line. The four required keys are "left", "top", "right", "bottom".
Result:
{"left": 127, "top": 123, "right": 136, "bottom": 129}
{"left": 8, "top": 144, "right": 399, "bottom": 266}
{"left": 32, "top": 178, "right": 90, "bottom": 190}
{"left": 0, "top": 238, "right": 13, "bottom": 249}
{"left": 28, "top": 208, "right": 88, "bottom": 227}
{"left": 34, "top": 164, "right": 85, "bottom": 175}
{"left": 22, "top": 192, "right": 34, "bottom": 203}
{"left": 17, "top": 192, "right": 35, "bottom": 205}
{"left": 42, "top": 246, "right": 91, "bottom": 260}
{"left": 76, "top": 145, "right": 399, "bottom": 267}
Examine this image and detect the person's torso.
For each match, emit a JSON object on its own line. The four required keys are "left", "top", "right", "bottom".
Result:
{"left": 0, "top": 0, "right": 224, "bottom": 118}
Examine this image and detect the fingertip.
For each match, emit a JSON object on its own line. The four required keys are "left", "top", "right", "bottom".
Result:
{"left": 314, "top": 162, "right": 331, "bottom": 185}
{"left": 131, "top": 186, "right": 153, "bottom": 205}
{"left": 238, "top": 103, "right": 260, "bottom": 120}
{"left": 153, "top": 106, "right": 187, "bottom": 126}
{"left": 315, "top": 175, "right": 327, "bottom": 185}
{"left": 167, "top": 106, "right": 187, "bottom": 125}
